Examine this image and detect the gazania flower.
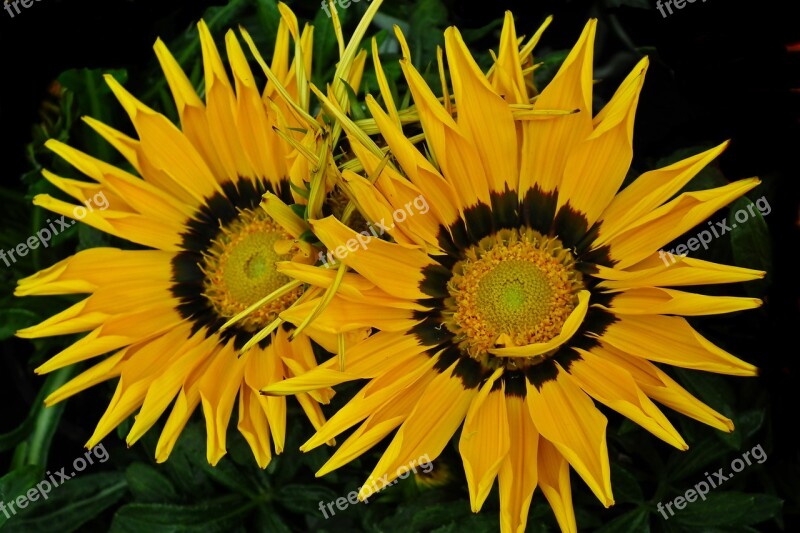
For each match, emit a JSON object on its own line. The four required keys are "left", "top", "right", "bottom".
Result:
{"left": 264, "top": 13, "right": 764, "bottom": 532}
{"left": 15, "top": 8, "right": 362, "bottom": 467}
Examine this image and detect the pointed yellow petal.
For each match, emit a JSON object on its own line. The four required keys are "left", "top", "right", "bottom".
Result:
{"left": 597, "top": 142, "right": 729, "bottom": 245}
{"left": 313, "top": 366, "right": 437, "bottom": 478}
{"left": 398, "top": 42, "right": 491, "bottom": 207}
{"left": 238, "top": 385, "right": 273, "bottom": 468}
{"left": 104, "top": 74, "right": 222, "bottom": 200}
{"left": 557, "top": 57, "right": 648, "bottom": 226}
{"left": 365, "top": 95, "right": 461, "bottom": 227}
{"left": 44, "top": 349, "right": 127, "bottom": 406}
{"left": 520, "top": 20, "right": 596, "bottom": 195}
{"left": 594, "top": 255, "right": 766, "bottom": 290}
{"left": 304, "top": 355, "right": 436, "bottom": 455}
{"left": 605, "top": 178, "right": 761, "bottom": 269}
{"left": 491, "top": 12, "right": 528, "bottom": 104}
{"left": 497, "top": 394, "right": 538, "bottom": 533}
{"left": 595, "top": 344, "right": 734, "bottom": 432}
{"left": 538, "top": 438, "right": 578, "bottom": 533}
{"left": 358, "top": 358, "right": 476, "bottom": 499}
{"left": 15, "top": 248, "right": 172, "bottom": 297}
{"left": 198, "top": 22, "right": 255, "bottom": 181}
{"left": 569, "top": 349, "right": 687, "bottom": 449}
{"left": 198, "top": 341, "right": 247, "bottom": 465}
{"left": 310, "top": 216, "right": 436, "bottom": 300}
{"left": 445, "top": 26, "right": 517, "bottom": 194}
{"left": 460, "top": 369, "right": 509, "bottom": 512}
{"left": 600, "top": 315, "right": 757, "bottom": 376}
{"left": 604, "top": 287, "right": 762, "bottom": 316}
{"left": 262, "top": 331, "right": 426, "bottom": 394}
{"left": 126, "top": 332, "right": 214, "bottom": 445}
{"left": 526, "top": 365, "right": 613, "bottom": 507}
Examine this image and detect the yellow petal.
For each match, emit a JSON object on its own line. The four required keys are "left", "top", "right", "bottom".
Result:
{"left": 44, "top": 349, "right": 127, "bottom": 406}
{"left": 445, "top": 26, "right": 517, "bottom": 194}
{"left": 262, "top": 331, "right": 426, "bottom": 394}
{"left": 491, "top": 12, "right": 528, "bottom": 104}
{"left": 557, "top": 57, "right": 648, "bottom": 226}
{"left": 127, "top": 332, "right": 215, "bottom": 445}
{"left": 569, "top": 349, "right": 687, "bottom": 449}
{"left": 238, "top": 385, "right": 273, "bottom": 468}
{"left": 603, "top": 287, "right": 762, "bottom": 316}
{"left": 460, "top": 369, "right": 508, "bottom": 512}
{"left": 596, "top": 344, "right": 733, "bottom": 432}
{"left": 519, "top": 20, "right": 596, "bottom": 195}
{"left": 304, "top": 354, "right": 436, "bottom": 457}
{"left": 358, "top": 358, "right": 476, "bottom": 499}
{"left": 198, "top": 341, "right": 247, "bottom": 465}
{"left": 310, "top": 216, "right": 436, "bottom": 300}
{"left": 497, "top": 394, "right": 538, "bottom": 533}
{"left": 526, "top": 365, "right": 613, "bottom": 507}
{"left": 599, "top": 315, "right": 757, "bottom": 376}
{"left": 597, "top": 142, "right": 729, "bottom": 245}
{"left": 364, "top": 95, "right": 461, "bottom": 228}
{"left": 538, "top": 438, "right": 577, "bottom": 533}
{"left": 605, "top": 178, "right": 761, "bottom": 269}
{"left": 198, "top": 21, "right": 255, "bottom": 182}
{"left": 15, "top": 248, "right": 172, "bottom": 297}
{"left": 104, "top": 74, "right": 222, "bottom": 200}
{"left": 594, "top": 255, "right": 766, "bottom": 290}
{"left": 398, "top": 41, "right": 491, "bottom": 208}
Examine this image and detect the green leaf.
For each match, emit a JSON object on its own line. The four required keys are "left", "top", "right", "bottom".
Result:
{"left": 728, "top": 196, "right": 772, "bottom": 296}
{"left": 664, "top": 437, "right": 732, "bottom": 482}
{"left": 409, "top": 501, "right": 469, "bottom": 531}
{"left": 253, "top": 506, "right": 292, "bottom": 533}
{"left": 158, "top": 423, "right": 214, "bottom": 497}
{"left": 611, "top": 464, "right": 644, "bottom": 503}
{"left": 671, "top": 492, "right": 782, "bottom": 527}
{"left": 275, "top": 484, "right": 339, "bottom": 515}
{"left": 408, "top": 0, "right": 448, "bottom": 72}
{"left": 125, "top": 463, "right": 179, "bottom": 503}
{"left": 596, "top": 507, "right": 650, "bottom": 533}
{"left": 716, "top": 409, "right": 766, "bottom": 450}
{"left": 312, "top": 1, "right": 352, "bottom": 88}
{"left": 0, "top": 309, "right": 39, "bottom": 342}
{"left": 57, "top": 68, "right": 129, "bottom": 163}
{"left": 110, "top": 497, "right": 255, "bottom": 533}
{"left": 5, "top": 472, "right": 127, "bottom": 533}
{"left": 0, "top": 465, "right": 42, "bottom": 528}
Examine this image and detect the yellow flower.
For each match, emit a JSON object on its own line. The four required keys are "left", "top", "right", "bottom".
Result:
{"left": 264, "top": 13, "right": 764, "bottom": 532}
{"left": 15, "top": 7, "right": 353, "bottom": 468}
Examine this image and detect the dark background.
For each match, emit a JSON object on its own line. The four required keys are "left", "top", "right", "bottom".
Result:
{"left": 1, "top": 0, "right": 798, "bottom": 530}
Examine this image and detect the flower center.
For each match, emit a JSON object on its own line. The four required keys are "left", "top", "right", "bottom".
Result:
{"left": 443, "top": 228, "right": 583, "bottom": 369}
{"left": 201, "top": 208, "right": 303, "bottom": 332}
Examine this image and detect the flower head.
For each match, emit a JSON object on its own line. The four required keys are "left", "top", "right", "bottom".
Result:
{"left": 264, "top": 13, "right": 763, "bottom": 532}
{"left": 15, "top": 7, "right": 355, "bottom": 468}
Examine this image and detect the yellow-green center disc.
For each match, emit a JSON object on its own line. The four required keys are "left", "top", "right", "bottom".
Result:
{"left": 444, "top": 228, "right": 583, "bottom": 369}
{"left": 202, "top": 209, "right": 303, "bottom": 331}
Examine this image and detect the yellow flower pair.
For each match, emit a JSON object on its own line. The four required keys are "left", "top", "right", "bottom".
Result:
{"left": 16, "top": 3, "right": 762, "bottom": 531}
